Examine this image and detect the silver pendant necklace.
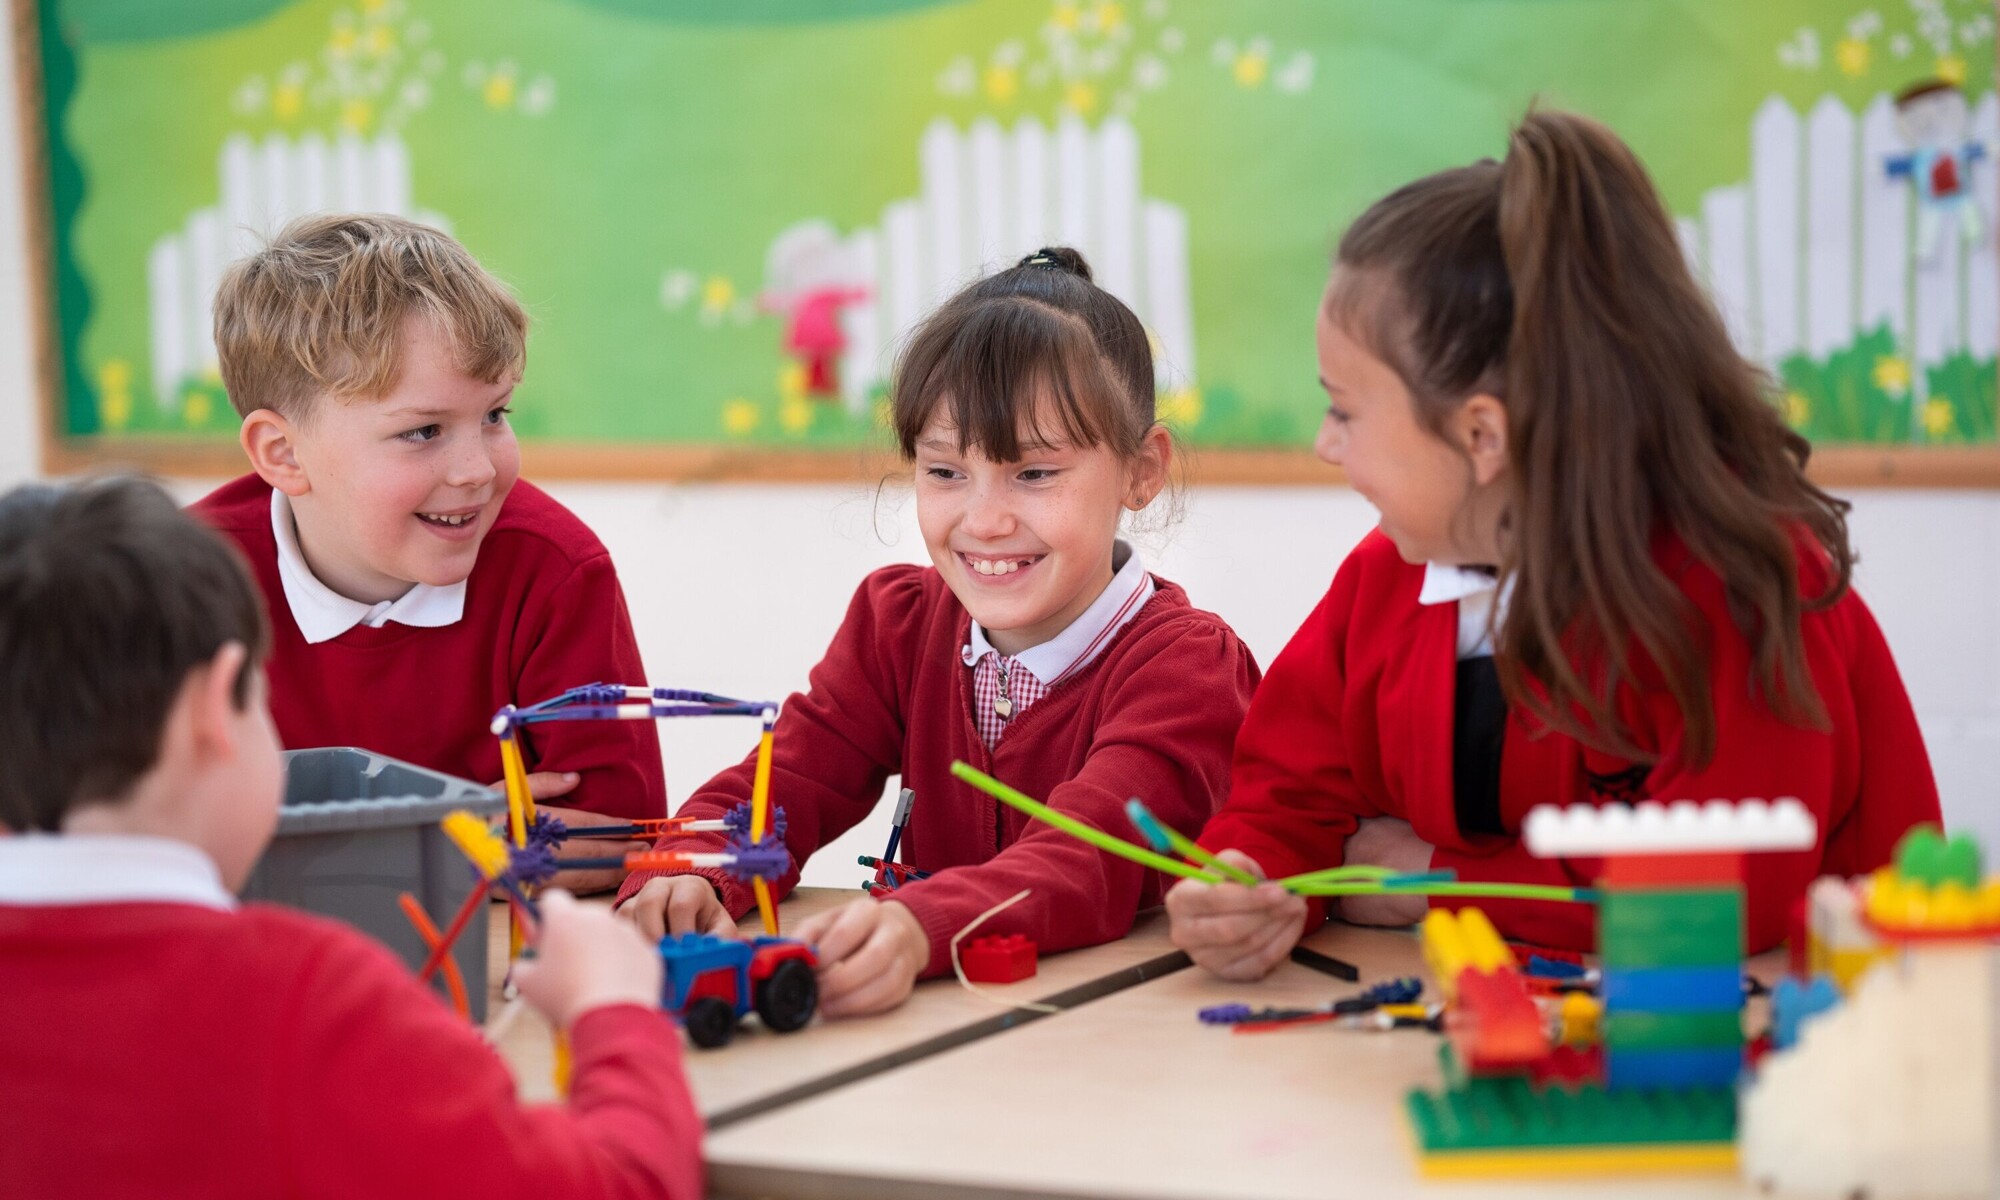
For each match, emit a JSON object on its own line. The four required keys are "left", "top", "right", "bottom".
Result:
{"left": 993, "top": 657, "right": 1014, "bottom": 719}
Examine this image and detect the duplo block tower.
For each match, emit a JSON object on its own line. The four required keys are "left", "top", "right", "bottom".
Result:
{"left": 1524, "top": 800, "right": 1817, "bottom": 1092}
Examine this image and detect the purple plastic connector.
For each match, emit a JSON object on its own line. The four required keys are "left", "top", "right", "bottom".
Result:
{"left": 720, "top": 835, "right": 791, "bottom": 882}
{"left": 508, "top": 842, "right": 562, "bottom": 888}
{"left": 724, "top": 802, "right": 788, "bottom": 841}
{"left": 526, "top": 811, "right": 570, "bottom": 849}
{"left": 565, "top": 683, "right": 631, "bottom": 705}
{"left": 1199, "top": 1003, "right": 1256, "bottom": 1025}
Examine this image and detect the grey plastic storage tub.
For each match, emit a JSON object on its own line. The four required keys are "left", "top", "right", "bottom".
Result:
{"left": 242, "top": 747, "right": 506, "bottom": 1020}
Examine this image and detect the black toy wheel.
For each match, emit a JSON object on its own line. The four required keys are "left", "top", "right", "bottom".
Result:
{"left": 753, "top": 959, "right": 818, "bottom": 1033}
{"left": 683, "top": 997, "right": 737, "bottom": 1049}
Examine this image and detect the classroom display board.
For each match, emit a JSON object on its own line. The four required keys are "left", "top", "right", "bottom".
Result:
{"left": 20, "top": 0, "right": 2000, "bottom": 481}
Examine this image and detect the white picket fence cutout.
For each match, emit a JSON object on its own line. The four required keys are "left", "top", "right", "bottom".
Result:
{"left": 146, "top": 132, "right": 448, "bottom": 409}
{"left": 147, "top": 95, "right": 1988, "bottom": 427}
{"left": 1681, "top": 91, "right": 2000, "bottom": 393}
{"left": 825, "top": 115, "right": 1196, "bottom": 415}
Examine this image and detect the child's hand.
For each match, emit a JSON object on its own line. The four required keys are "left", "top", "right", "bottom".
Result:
{"left": 1165, "top": 850, "right": 1308, "bottom": 981}
{"left": 790, "top": 898, "right": 929, "bottom": 1018}
{"left": 488, "top": 770, "right": 583, "bottom": 804}
{"left": 617, "top": 875, "right": 740, "bottom": 942}
{"left": 1340, "top": 817, "right": 1433, "bottom": 927}
{"left": 510, "top": 889, "right": 663, "bottom": 1030}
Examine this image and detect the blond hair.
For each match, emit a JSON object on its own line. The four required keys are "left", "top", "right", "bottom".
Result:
{"left": 213, "top": 213, "right": 528, "bottom": 420}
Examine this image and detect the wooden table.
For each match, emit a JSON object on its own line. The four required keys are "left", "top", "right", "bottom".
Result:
{"left": 702, "top": 922, "right": 1777, "bottom": 1200}
{"left": 489, "top": 892, "right": 1776, "bottom": 1199}
{"left": 486, "top": 887, "right": 1189, "bottom": 1125}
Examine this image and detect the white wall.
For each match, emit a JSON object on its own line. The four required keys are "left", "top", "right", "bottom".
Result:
{"left": 0, "top": 17, "right": 1990, "bottom": 873}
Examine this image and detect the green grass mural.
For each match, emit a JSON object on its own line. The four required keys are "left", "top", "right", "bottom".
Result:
{"left": 30, "top": 0, "right": 2000, "bottom": 457}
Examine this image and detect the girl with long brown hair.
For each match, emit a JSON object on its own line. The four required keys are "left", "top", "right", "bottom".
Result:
{"left": 1167, "top": 110, "right": 1940, "bottom": 970}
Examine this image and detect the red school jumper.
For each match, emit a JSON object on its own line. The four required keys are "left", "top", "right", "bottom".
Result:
{"left": 1199, "top": 529, "right": 1940, "bottom": 952}
{"left": 193, "top": 474, "right": 665, "bottom": 819}
{"left": 0, "top": 901, "right": 700, "bottom": 1199}
{"left": 617, "top": 564, "right": 1261, "bottom": 969}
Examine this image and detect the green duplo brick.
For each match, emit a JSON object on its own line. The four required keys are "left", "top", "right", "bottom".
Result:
{"left": 1600, "top": 887, "right": 1742, "bottom": 967}
{"left": 1602, "top": 1008, "right": 1745, "bottom": 1050}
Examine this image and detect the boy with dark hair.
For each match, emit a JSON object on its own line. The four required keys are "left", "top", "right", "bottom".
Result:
{"left": 0, "top": 475, "right": 701, "bottom": 1199}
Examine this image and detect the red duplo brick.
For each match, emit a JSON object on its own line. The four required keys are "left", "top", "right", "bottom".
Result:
{"left": 1453, "top": 968, "right": 1550, "bottom": 1073}
{"left": 1598, "top": 852, "right": 1743, "bottom": 887}
{"left": 961, "top": 934, "right": 1038, "bottom": 983}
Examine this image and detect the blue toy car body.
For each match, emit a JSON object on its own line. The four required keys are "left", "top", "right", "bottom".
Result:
{"left": 657, "top": 932, "right": 819, "bottom": 1049}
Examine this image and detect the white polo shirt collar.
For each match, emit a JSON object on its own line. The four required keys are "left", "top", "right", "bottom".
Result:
{"left": 0, "top": 833, "right": 235, "bottom": 911}
{"left": 1419, "top": 562, "right": 1513, "bottom": 660}
{"left": 961, "top": 539, "right": 1156, "bottom": 686}
{"left": 271, "top": 489, "right": 465, "bottom": 644}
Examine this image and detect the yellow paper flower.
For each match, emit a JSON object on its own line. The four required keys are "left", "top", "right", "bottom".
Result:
{"left": 1233, "top": 51, "right": 1268, "bottom": 88}
{"left": 274, "top": 83, "right": 304, "bottom": 122}
{"left": 1157, "top": 386, "right": 1203, "bottom": 428}
{"left": 1938, "top": 54, "right": 1967, "bottom": 86}
{"left": 1834, "top": 36, "right": 1870, "bottom": 77}
{"left": 98, "top": 387, "right": 131, "bottom": 431}
{"left": 780, "top": 397, "right": 815, "bottom": 435}
{"left": 366, "top": 26, "right": 394, "bottom": 57}
{"left": 1872, "top": 355, "right": 1911, "bottom": 395}
{"left": 483, "top": 72, "right": 516, "bottom": 109}
{"left": 701, "top": 276, "right": 737, "bottom": 314}
{"left": 330, "top": 28, "right": 357, "bottom": 58}
{"left": 777, "top": 363, "right": 808, "bottom": 405}
{"left": 1094, "top": 2, "right": 1125, "bottom": 33}
{"left": 97, "top": 360, "right": 131, "bottom": 393}
{"left": 341, "top": 99, "right": 374, "bottom": 133}
{"left": 1051, "top": 1, "right": 1081, "bottom": 32}
{"left": 722, "top": 398, "right": 761, "bottom": 436}
{"left": 1925, "top": 397, "right": 1956, "bottom": 437}
{"left": 1783, "top": 391, "right": 1809, "bottom": 426}
{"left": 984, "top": 65, "right": 1019, "bottom": 103}
{"left": 184, "top": 391, "right": 214, "bottom": 426}
{"left": 1063, "top": 81, "right": 1098, "bottom": 115}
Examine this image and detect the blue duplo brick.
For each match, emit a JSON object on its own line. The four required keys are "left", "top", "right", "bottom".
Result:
{"left": 1606, "top": 1047, "right": 1744, "bottom": 1091}
{"left": 1601, "top": 964, "right": 1745, "bottom": 1013}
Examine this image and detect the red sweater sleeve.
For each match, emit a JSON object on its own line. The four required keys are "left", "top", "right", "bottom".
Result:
{"left": 1431, "top": 577, "right": 1941, "bottom": 953}
{"left": 514, "top": 549, "right": 668, "bottom": 821}
{"left": 1197, "top": 553, "right": 1388, "bottom": 930}
{"left": 1819, "top": 593, "right": 1940, "bottom": 878}
{"left": 890, "top": 618, "right": 1258, "bottom": 973}
{"left": 279, "top": 929, "right": 701, "bottom": 1200}
{"left": 616, "top": 567, "right": 917, "bottom": 913}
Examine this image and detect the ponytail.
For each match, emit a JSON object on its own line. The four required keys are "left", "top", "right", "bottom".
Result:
{"left": 1331, "top": 109, "right": 1852, "bottom": 767}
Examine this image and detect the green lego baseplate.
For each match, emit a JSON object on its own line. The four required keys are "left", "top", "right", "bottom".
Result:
{"left": 1405, "top": 1047, "right": 1738, "bottom": 1152}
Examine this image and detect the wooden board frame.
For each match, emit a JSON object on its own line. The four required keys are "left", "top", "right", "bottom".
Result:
{"left": 15, "top": 0, "right": 2000, "bottom": 487}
